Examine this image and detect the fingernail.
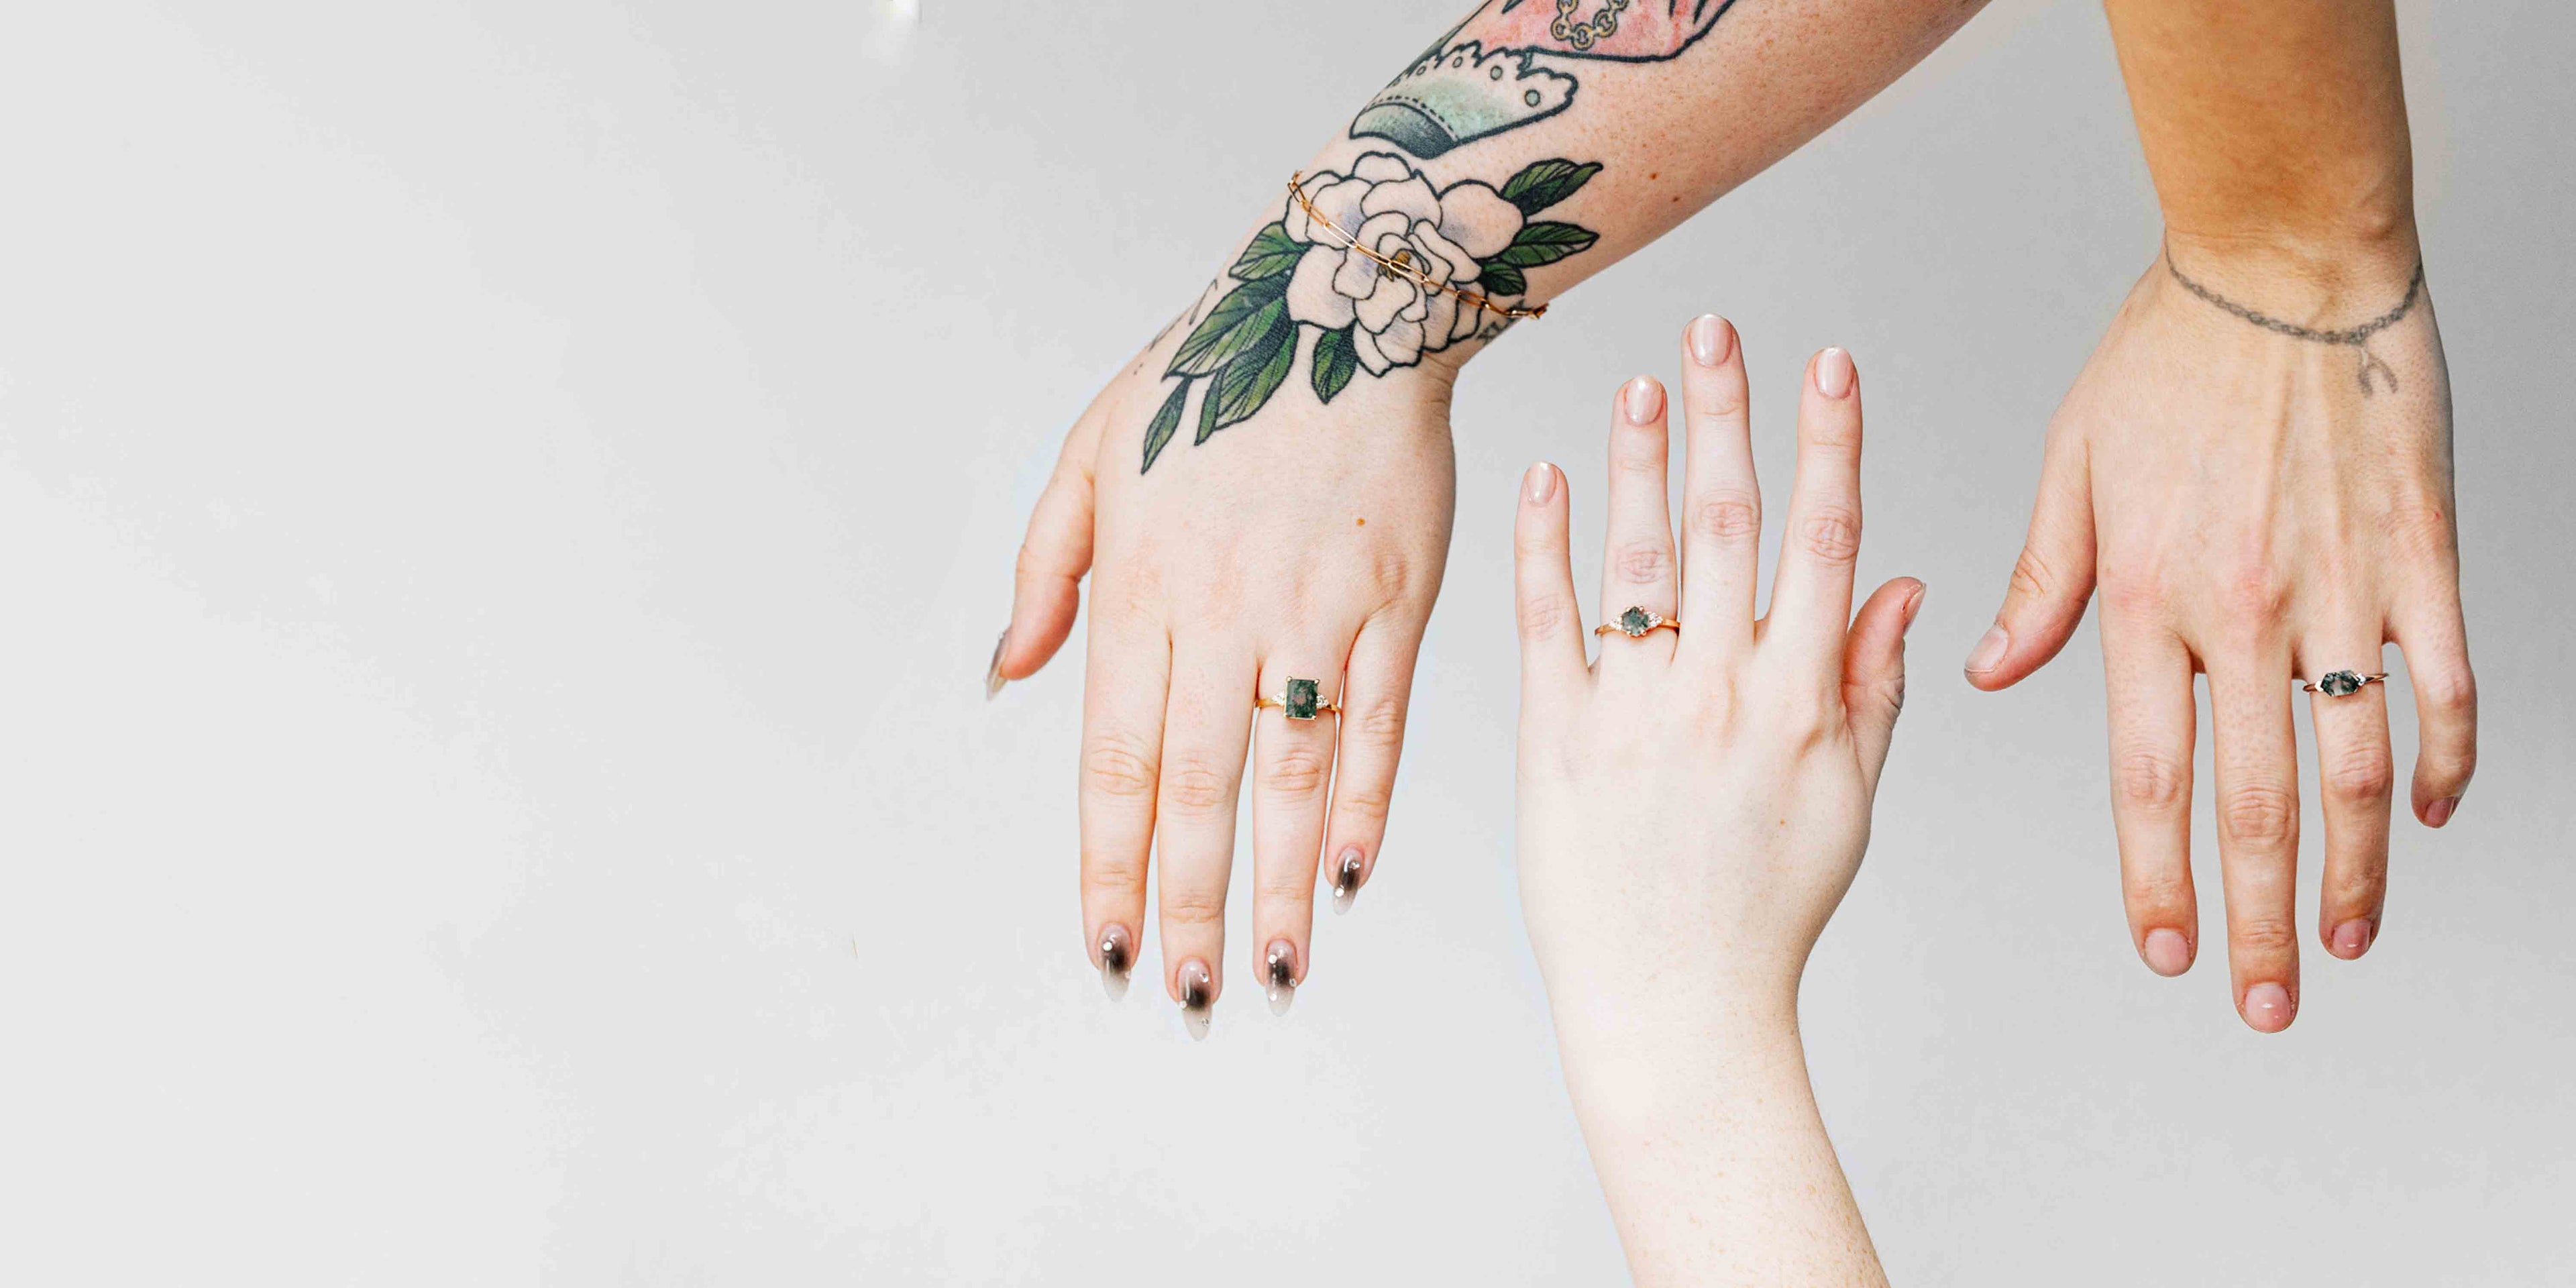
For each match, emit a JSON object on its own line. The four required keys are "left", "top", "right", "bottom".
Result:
{"left": 1901, "top": 581, "right": 1927, "bottom": 629}
{"left": 2142, "top": 928, "right": 2190, "bottom": 977}
{"left": 2330, "top": 918, "right": 2375, "bottom": 959}
{"left": 984, "top": 628, "right": 1010, "bottom": 700}
{"left": 2426, "top": 796, "right": 2458, "bottom": 827}
{"left": 1177, "top": 959, "right": 1214, "bottom": 1040}
{"left": 1331, "top": 847, "right": 1366, "bottom": 914}
{"left": 1621, "top": 374, "right": 1663, "bottom": 425}
{"left": 2242, "top": 982, "right": 2295, "bottom": 1033}
{"left": 1687, "top": 314, "right": 1734, "bottom": 367}
{"left": 1815, "top": 346, "right": 1854, "bottom": 398}
{"left": 1964, "top": 623, "right": 2010, "bottom": 676}
{"left": 1523, "top": 461, "right": 1556, "bottom": 503}
{"left": 1096, "top": 924, "right": 1134, "bottom": 1000}
{"left": 1263, "top": 938, "right": 1301, "bottom": 1016}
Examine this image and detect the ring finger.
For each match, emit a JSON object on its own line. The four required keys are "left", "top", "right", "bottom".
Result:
{"left": 1597, "top": 374, "right": 1678, "bottom": 672}
{"left": 2300, "top": 629, "right": 2395, "bottom": 961}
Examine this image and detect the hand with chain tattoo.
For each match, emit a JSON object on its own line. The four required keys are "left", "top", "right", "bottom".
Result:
{"left": 991, "top": 0, "right": 1987, "bottom": 1032}
{"left": 1966, "top": 0, "right": 2473, "bottom": 1033}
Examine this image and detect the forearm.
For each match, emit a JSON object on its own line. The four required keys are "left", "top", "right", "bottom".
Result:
{"left": 1560, "top": 1012, "right": 1886, "bottom": 1287}
{"left": 2103, "top": 0, "right": 2418, "bottom": 276}
{"left": 1140, "top": 0, "right": 1984, "bottom": 468}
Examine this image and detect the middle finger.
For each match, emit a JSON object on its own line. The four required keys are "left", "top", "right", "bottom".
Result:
{"left": 2207, "top": 651, "right": 2304, "bottom": 1033}
{"left": 1155, "top": 646, "right": 1256, "bottom": 1039}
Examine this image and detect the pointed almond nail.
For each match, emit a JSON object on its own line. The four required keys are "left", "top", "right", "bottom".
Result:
{"left": 1264, "top": 938, "right": 1300, "bottom": 1016}
{"left": 984, "top": 628, "right": 1010, "bottom": 700}
{"left": 1096, "top": 924, "right": 1134, "bottom": 1000}
{"left": 1177, "top": 959, "right": 1215, "bottom": 1040}
{"left": 1330, "top": 847, "right": 1366, "bottom": 914}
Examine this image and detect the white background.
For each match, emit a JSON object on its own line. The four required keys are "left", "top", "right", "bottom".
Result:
{"left": 3, "top": 1, "right": 2569, "bottom": 1283}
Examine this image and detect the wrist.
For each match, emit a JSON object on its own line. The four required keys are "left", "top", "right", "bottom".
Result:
{"left": 1558, "top": 1007, "right": 1811, "bottom": 1140}
{"left": 2159, "top": 216, "right": 2422, "bottom": 314}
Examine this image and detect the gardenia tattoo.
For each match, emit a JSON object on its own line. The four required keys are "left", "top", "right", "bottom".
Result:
{"left": 1140, "top": 152, "right": 1603, "bottom": 472}
{"left": 2165, "top": 249, "right": 2426, "bottom": 396}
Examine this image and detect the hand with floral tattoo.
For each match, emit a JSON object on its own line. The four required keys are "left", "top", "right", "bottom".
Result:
{"left": 990, "top": 0, "right": 1991, "bottom": 1033}
{"left": 1966, "top": 0, "right": 2472, "bottom": 1032}
{"left": 1514, "top": 319, "right": 1913, "bottom": 1283}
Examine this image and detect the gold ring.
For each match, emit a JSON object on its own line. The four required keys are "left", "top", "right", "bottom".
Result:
{"left": 1595, "top": 606, "right": 1678, "bottom": 638}
{"left": 1256, "top": 677, "right": 1340, "bottom": 721}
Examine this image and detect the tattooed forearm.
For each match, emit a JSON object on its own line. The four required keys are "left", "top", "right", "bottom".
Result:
{"left": 1354, "top": 1, "right": 1742, "bottom": 156}
{"left": 1142, "top": 152, "right": 1601, "bottom": 471}
{"left": 2165, "top": 248, "right": 2425, "bottom": 395}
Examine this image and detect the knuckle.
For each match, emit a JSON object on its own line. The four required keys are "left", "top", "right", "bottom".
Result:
{"left": 2383, "top": 490, "right": 2457, "bottom": 563}
{"left": 2008, "top": 545, "right": 2059, "bottom": 601}
{"left": 1613, "top": 540, "right": 1672, "bottom": 585}
{"left": 1349, "top": 697, "right": 1406, "bottom": 748}
{"left": 2218, "top": 782, "right": 2299, "bottom": 847}
{"left": 1159, "top": 885, "right": 1228, "bottom": 928}
{"left": 2231, "top": 916, "right": 2300, "bottom": 959}
{"left": 1518, "top": 590, "right": 1572, "bottom": 640}
{"left": 1081, "top": 735, "right": 1159, "bottom": 801}
{"left": 1795, "top": 508, "right": 1862, "bottom": 565}
{"left": 1081, "top": 849, "right": 1146, "bottom": 896}
{"left": 2322, "top": 742, "right": 2395, "bottom": 804}
{"left": 2112, "top": 747, "right": 2190, "bottom": 813}
{"left": 2420, "top": 663, "right": 2478, "bottom": 717}
{"left": 2218, "top": 565, "right": 2291, "bottom": 622}
{"left": 1259, "top": 746, "right": 1331, "bottom": 798}
{"left": 1161, "top": 759, "right": 1236, "bottom": 817}
{"left": 1688, "top": 493, "right": 1761, "bottom": 544}
{"left": 1366, "top": 545, "right": 1417, "bottom": 603}
{"left": 1335, "top": 782, "right": 1393, "bottom": 828}
{"left": 1256, "top": 865, "right": 1318, "bottom": 907}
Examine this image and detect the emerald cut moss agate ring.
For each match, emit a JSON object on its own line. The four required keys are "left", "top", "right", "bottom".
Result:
{"left": 1256, "top": 678, "right": 1340, "bottom": 722}
{"left": 2302, "top": 669, "right": 2388, "bottom": 697}
{"left": 1594, "top": 605, "right": 1678, "bottom": 639}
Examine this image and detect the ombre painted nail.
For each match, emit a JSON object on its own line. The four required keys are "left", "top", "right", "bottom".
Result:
{"left": 1264, "top": 938, "right": 1300, "bottom": 1016}
{"left": 1177, "top": 959, "right": 1215, "bottom": 1040}
{"left": 1330, "top": 848, "right": 1365, "bottom": 914}
{"left": 1096, "top": 923, "right": 1134, "bottom": 1000}
{"left": 984, "top": 629, "right": 1010, "bottom": 700}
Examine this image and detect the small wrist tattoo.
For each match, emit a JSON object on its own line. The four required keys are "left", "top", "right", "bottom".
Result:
{"left": 2163, "top": 245, "right": 2426, "bottom": 396}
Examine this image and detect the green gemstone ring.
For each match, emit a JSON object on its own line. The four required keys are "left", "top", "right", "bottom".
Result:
{"left": 1257, "top": 677, "right": 1340, "bottom": 722}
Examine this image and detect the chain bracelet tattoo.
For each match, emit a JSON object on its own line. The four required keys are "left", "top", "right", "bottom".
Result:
{"left": 2165, "top": 246, "right": 2426, "bottom": 396}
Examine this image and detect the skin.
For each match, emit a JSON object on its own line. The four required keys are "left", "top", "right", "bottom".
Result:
{"left": 997, "top": 0, "right": 1990, "bottom": 1026}
{"left": 1968, "top": 0, "right": 2473, "bottom": 1032}
{"left": 1515, "top": 317, "right": 1914, "bottom": 1283}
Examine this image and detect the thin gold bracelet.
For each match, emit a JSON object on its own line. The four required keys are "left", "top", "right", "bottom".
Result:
{"left": 1287, "top": 172, "right": 1551, "bottom": 321}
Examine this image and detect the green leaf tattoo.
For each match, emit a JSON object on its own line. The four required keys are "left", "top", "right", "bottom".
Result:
{"left": 1139, "top": 152, "right": 1603, "bottom": 473}
{"left": 1230, "top": 221, "right": 1303, "bottom": 282}
{"left": 1141, "top": 379, "right": 1188, "bottom": 472}
{"left": 1311, "top": 327, "right": 1358, "bottom": 403}
{"left": 1498, "top": 159, "right": 1601, "bottom": 215}
{"left": 1493, "top": 220, "right": 1597, "bottom": 268}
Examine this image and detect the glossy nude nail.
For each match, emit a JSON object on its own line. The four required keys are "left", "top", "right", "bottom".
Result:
{"left": 1964, "top": 623, "right": 2010, "bottom": 676}
{"left": 1177, "top": 959, "right": 1215, "bottom": 1040}
{"left": 1330, "top": 847, "right": 1366, "bottom": 914}
{"left": 1815, "top": 346, "right": 1854, "bottom": 398}
{"left": 2330, "top": 918, "right": 2375, "bottom": 959}
{"left": 1621, "top": 375, "right": 1663, "bottom": 425}
{"left": 1687, "top": 314, "right": 1735, "bottom": 367}
{"left": 1096, "top": 924, "right": 1134, "bottom": 1000}
{"left": 1523, "top": 461, "right": 1557, "bottom": 503}
{"left": 1263, "top": 938, "right": 1301, "bottom": 1016}
{"left": 984, "top": 628, "right": 1010, "bottom": 700}
{"left": 2142, "top": 928, "right": 2190, "bottom": 977}
{"left": 2241, "top": 982, "right": 2295, "bottom": 1034}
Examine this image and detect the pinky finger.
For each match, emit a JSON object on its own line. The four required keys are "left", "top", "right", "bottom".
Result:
{"left": 1322, "top": 612, "right": 1429, "bottom": 915}
{"left": 2393, "top": 596, "right": 2477, "bottom": 826}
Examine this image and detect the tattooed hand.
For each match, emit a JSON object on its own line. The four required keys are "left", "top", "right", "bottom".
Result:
{"left": 1514, "top": 320, "right": 1911, "bottom": 1283}
{"left": 1968, "top": 236, "right": 2473, "bottom": 1033}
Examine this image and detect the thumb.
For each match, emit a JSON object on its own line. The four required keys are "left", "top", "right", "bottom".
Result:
{"left": 1843, "top": 576, "right": 1924, "bottom": 794}
{"left": 1965, "top": 431, "right": 2096, "bottom": 690}
{"left": 989, "top": 417, "right": 1099, "bottom": 699}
